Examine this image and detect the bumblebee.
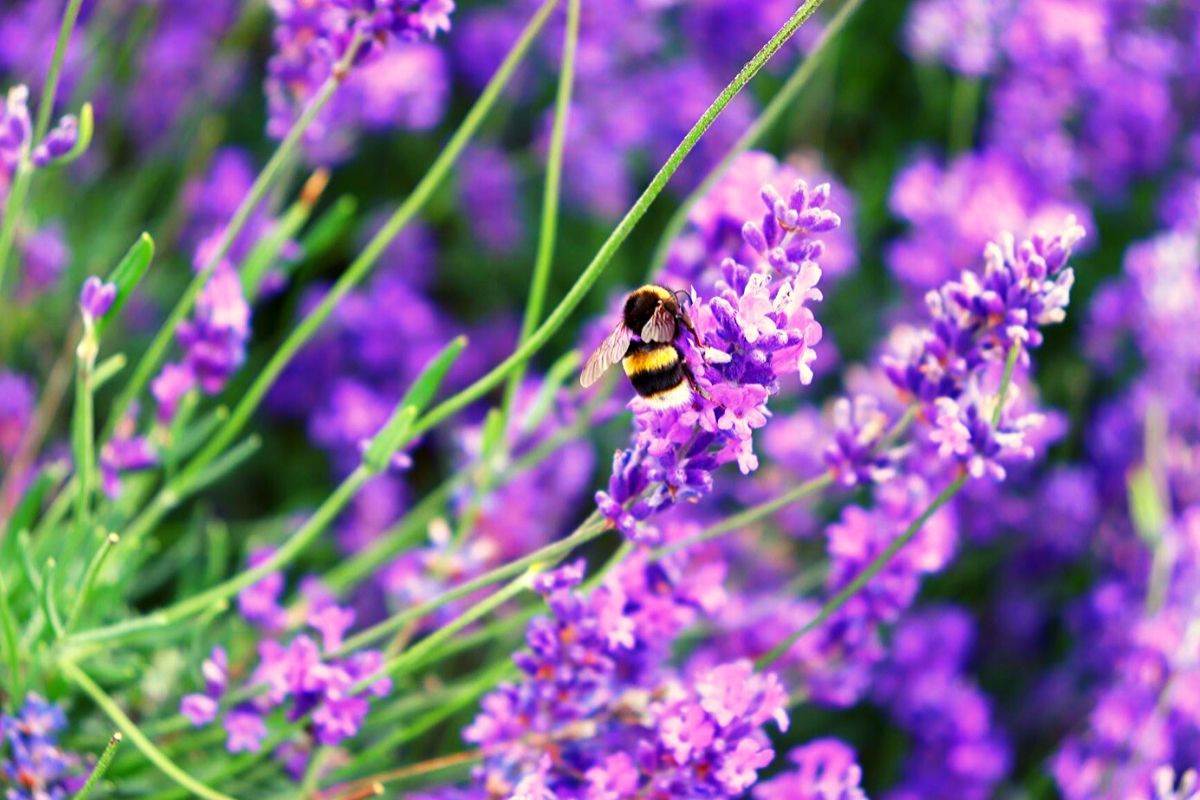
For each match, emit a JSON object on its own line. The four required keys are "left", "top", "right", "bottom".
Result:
{"left": 581, "top": 284, "right": 703, "bottom": 409}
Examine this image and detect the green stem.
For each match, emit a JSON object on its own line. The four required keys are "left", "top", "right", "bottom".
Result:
{"left": 42, "top": 558, "right": 65, "bottom": 638}
{"left": 0, "top": 164, "right": 33, "bottom": 297}
{"left": 104, "top": 34, "right": 366, "bottom": 441}
{"left": 0, "top": 0, "right": 86, "bottom": 294}
{"left": 72, "top": 327, "right": 97, "bottom": 536}
{"left": 757, "top": 342, "right": 1023, "bottom": 670}
{"left": 34, "top": 0, "right": 86, "bottom": 142}
{"left": 948, "top": 74, "right": 981, "bottom": 154}
{"left": 757, "top": 472, "right": 967, "bottom": 669}
{"left": 991, "top": 342, "right": 1020, "bottom": 427}
{"left": 337, "top": 513, "right": 606, "bottom": 655}
{"left": 62, "top": 662, "right": 236, "bottom": 800}
{"left": 500, "top": 0, "right": 580, "bottom": 416}
{"left": 178, "top": 0, "right": 559, "bottom": 483}
{"left": 406, "top": 0, "right": 828, "bottom": 441}
{"left": 0, "top": 569, "right": 22, "bottom": 699}
{"left": 652, "top": 472, "right": 834, "bottom": 559}
{"left": 647, "top": 0, "right": 864, "bottom": 273}
{"left": 361, "top": 566, "right": 538, "bottom": 690}
{"left": 68, "top": 466, "right": 371, "bottom": 646}
{"left": 66, "top": 532, "right": 119, "bottom": 632}
{"left": 122, "top": 434, "right": 261, "bottom": 549}
{"left": 73, "top": 732, "right": 123, "bottom": 800}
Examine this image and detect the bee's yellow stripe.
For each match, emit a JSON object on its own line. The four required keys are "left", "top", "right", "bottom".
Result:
{"left": 623, "top": 345, "right": 679, "bottom": 376}
{"left": 637, "top": 284, "right": 673, "bottom": 303}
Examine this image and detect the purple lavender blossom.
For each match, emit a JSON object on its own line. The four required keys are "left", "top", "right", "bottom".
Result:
{"left": 265, "top": 0, "right": 456, "bottom": 160}
{"left": 904, "top": 0, "right": 1009, "bottom": 76}
{"left": 887, "top": 150, "right": 1090, "bottom": 292}
{"left": 15, "top": 225, "right": 69, "bottom": 300}
{"left": 0, "top": 371, "right": 35, "bottom": 465}
{"left": 754, "top": 738, "right": 868, "bottom": 800}
{"left": 129, "top": 0, "right": 242, "bottom": 147}
{"left": 465, "top": 557, "right": 788, "bottom": 797}
{"left": 174, "top": 266, "right": 250, "bottom": 395}
{"left": 457, "top": 145, "right": 524, "bottom": 255}
{"left": 1, "top": 695, "right": 85, "bottom": 799}
{"left": 596, "top": 173, "right": 836, "bottom": 542}
{"left": 79, "top": 276, "right": 116, "bottom": 322}
{"left": 189, "top": 574, "right": 392, "bottom": 771}
{"left": 99, "top": 409, "right": 157, "bottom": 497}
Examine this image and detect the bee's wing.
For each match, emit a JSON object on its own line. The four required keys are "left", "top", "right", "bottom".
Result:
{"left": 581, "top": 323, "right": 632, "bottom": 388}
{"left": 640, "top": 302, "right": 675, "bottom": 342}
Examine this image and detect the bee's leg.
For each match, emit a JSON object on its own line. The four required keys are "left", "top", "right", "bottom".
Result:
{"left": 681, "top": 360, "right": 711, "bottom": 402}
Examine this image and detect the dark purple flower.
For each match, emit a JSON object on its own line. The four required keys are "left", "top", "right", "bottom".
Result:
{"left": 30, "top": 113, "right": 77, "bottom": 167}
{"left": 79, "top": 276, "right": 116, "bottom": 322}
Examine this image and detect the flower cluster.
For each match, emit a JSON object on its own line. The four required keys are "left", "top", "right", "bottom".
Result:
{"left": 182, "top": 573, "right": 391, "bottom": 777}
{"left": 596, "top": 173, "right": 837, "bottom": 542}
{"left": 464, "top": 558, "right": 787, "bottom": 797}
{"left": 0, "top": 84, "right": 78, "bottom": 175}
{"left": 873, "top": 219, "right": 1084, "bottom": 481}
{"left": 0, "top": 695, "right": 84, "bottom": 800}
{"left": 754, "top": 738, "right": 868, "bottom": 800}
{"left": 886, "top": 150, "right": 1090, "bottom": 293}
{"left": 266, "top": 0, "right": 455, "bottom": 159}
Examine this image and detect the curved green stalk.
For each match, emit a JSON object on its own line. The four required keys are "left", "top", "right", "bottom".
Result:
{"left": 652, "top": 472, "right": 835, "bottom": 559}
{"left": 0, "top": 0, "right": 86, "bottom": 292}
{"left": 756, "top": 472, "right": 966, "bottom": 669}
{"left": 62, "top": 662, "right": 236, "bottom": 800}
{"left": 406, "top": 0, "right": 830, "bottom": 441}
{"left": 337, "top": 512, "right": 606, "bottom": 655}
{"left": 500, "top": 0, "right": 581, "bottom": 415}
{"left": 66, "top": 532, "right": 119, "bottom": 633}
{"left": 72, "top": 325, "right": 98, "bottom": 537}
{"left": 105, "top": 34, "right": 366, "bottom": 441}
{"left": 69, "top": 466, "right": 372, "bottom": 645}
{"left": 757, "top": 343, "right": 1023, "bottom": 670}
{"left": 34, "top": 0, "right": 86, "bottom": 142}
{"left": 647, "top": 0, "right": 865, "bottom": 274}
{"left": 174, "top": 0, "right": 560, "bottom": 485}
{"left": 73, "top": 732, "right": 123, "bottom": 800}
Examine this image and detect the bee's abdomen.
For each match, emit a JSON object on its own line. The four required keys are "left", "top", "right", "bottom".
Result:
{"left": 623, "top": 342, "right": 690, "bottom": 407}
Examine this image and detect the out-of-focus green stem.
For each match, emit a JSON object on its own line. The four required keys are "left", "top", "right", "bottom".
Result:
{"left": 647, "top": 0, "right": 865, "bottom": 274}
{"left": 0, "top": 569, "right": 22, "bottom": 699}
{"left": 62, "top": 662, "right": 236, "bottom": 800}
{"left": 34, "top": 0, "right": 86, "bottom": 142}
{"left": 337, "top": 512, "right": 606, "bottom": 655}
{"left": 500, "top": 0, "right": 581, "bottom": 416}
{"left": 72, "top": 324, "right": 98, "bottom": 536}
{"left": 0, "top": 0, "right": 86, "bottom": 292}
{"left": 406, "top": 0, "right": 829, "bottom": 441}
{"left": 68, "top": 465, "right": 372, "bottom": 645}
{"left": 0, "top": 164, "right": 33, "bottom": 297}
{"left": 948, "top": 74, "right": 981, "bottom": 154}
{"left": 757, "top": 343, "right": 1022, "bottom": 669}
{"left": 73, "top": 732, "right": 123, "bottom": 800}
{"left": 177, "top": 0, "right": 559, "bottom": 484}
{"left": 66, "top": 532, "right": 119, "bottom": 632}
{"left": 105, "top": 34, "right": 365, "bottom": 442}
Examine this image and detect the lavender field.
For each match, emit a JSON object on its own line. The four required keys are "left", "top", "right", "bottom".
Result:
{"left": 0, "top": 0, "right": 1197, "bottom": 798}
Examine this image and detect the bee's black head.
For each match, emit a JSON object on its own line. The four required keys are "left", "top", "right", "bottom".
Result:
{"left": 623, "top": 285, "right": 678, "bottom": 336}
